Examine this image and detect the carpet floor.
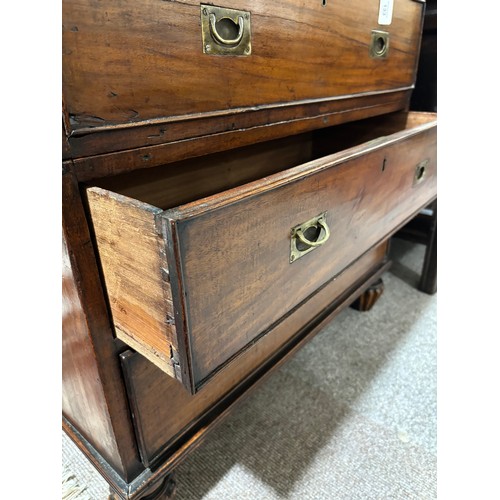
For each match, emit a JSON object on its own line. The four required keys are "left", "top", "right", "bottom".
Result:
{"left": 62, "top": 238, "right": 437, "bottom": 499}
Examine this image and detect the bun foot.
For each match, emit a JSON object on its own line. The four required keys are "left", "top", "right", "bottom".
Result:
{"left": 350, "top": 278, "right": 384, "bottom": 311}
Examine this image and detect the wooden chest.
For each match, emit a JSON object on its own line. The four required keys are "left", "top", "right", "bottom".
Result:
{"left": 64, "top": 0, "right": 423, "bottom": 133}
{"left": 62, "top": 1, "right": 436, "bottom": 498}
{"left": 63, "top": 0, "right": 425, "bottom": 169}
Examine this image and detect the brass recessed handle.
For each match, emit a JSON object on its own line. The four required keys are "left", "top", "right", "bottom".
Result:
{"left": 370, "top": 30, "right": 390, "bottom": 58}
{"left": 201, "top": 5, "right": 251, "bottom": 56}
{"left": 290, "top": 212, "right": 330, "bottom": 263}
{"left": 414, "top": 159, "right": 429, "bottom": 185}
{"left": 295, "top": 218, "right": 330, "bottom": 248}
{"left": 209, "top": 13, "right": 245, "bottom": 46}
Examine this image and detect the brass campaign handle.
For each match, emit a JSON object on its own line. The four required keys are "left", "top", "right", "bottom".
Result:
{"left": 414, "top": 159, "right": 429, "bottom": 185}
{"left": 290, "top": 212, "right": 331, "bottom": 263}
{"left": 209, "top": 13, "right": 245, "bottom": 46}
{"left": 295, "top": 218, "right": 331, "bottom": 248}
{"left": 201, "top": 5, "right": 251, "bottom": 56}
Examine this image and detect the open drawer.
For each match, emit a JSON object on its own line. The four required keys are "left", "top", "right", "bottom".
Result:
{"left": 86, "top": 111, "right": 437, "bottom": 394}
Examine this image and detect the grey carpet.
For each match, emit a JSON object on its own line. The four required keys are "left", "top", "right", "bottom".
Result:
{"left": 62, "top": 238, "right": 437, "bottom": 499}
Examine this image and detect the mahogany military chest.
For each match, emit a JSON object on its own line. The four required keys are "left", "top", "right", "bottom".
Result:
{"left": 62, "top": 0, "right": 436, "bottom": 497}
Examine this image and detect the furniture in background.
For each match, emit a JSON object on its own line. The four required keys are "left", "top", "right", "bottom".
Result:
{"left": 395, "top": 0, "right": 437, "bottom": 294}
{"left": 62, "top": 2, "right": 437, "bottom": 498}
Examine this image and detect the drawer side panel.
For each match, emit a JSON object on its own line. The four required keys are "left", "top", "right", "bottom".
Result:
{"left": 86, "top": 188, "right": 178, "bottom": 378}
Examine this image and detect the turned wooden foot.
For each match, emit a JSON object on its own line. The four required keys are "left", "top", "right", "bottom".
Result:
{"left": 350, "top": 278, "right": 384, "bottom": 311}
{"left": 109, "top": 474, "right": 176, "bottom": 500}
{"left": 140, "top": 475, "right": 176, "bottom": 500}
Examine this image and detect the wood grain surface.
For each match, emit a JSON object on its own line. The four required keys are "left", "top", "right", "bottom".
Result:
{"left": 120, "top": 242, "right": 389, "bottom": 464}
{"left": 63, "top": 169, "right": 143, "bottom": 480}
{"left": 96, "top": 134, "right": 313, "bottom": 210}
{"left": 62, "top": 233, "right": 123, "bottom": 468}
{"left": 68, "top": 89, "right": 410, "bottom": 165}
{"left": 63, "top": 0, "right": 423, "bottom": 132}
{"left": 85, "top": 189, "right": 183, "bottom": 381}
{"left": 63, "top": 0, "right": 433, "bottom": 491}
{"left": 73, "top": 91, "right": 411, "bottom": 180}
{"left": 165, "top": 115, "right": 436, "bottom": 388}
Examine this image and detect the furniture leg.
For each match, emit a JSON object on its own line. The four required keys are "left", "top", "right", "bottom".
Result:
{"left": 350, "top": 278, "right": 384, "bottom": 311}
{"left": 393, "top": 200, "right": 437, "bottom": 295}
{"left": 418, "top": 206, "right": 437, "bottom": 295}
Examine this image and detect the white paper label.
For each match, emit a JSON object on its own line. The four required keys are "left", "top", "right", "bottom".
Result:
{"left": 378, "top": 0, "right": 394, "bottom": 25}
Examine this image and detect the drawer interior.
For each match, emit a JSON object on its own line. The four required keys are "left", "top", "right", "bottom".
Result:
{"left": 95, "top": 111, "right": 436, "bottom": 209}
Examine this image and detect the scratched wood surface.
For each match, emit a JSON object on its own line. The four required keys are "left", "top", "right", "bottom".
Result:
{"left": 86, "top": 111, "right": 436, "bottom": 393}
{"left": 63, "top": 0, "right": 423, "bottom": 133}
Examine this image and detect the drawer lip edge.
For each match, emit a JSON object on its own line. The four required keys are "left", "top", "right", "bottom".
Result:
{"left": 160, "top": 116, "right": 437, "bottom": 222}
{"left": 162, "top": 216, "right": 197, "bottom": 394}
{"left": 69, "top": 86, "right": 416, "bottom": 138}
{"left": 86, "top": 186, "right": 163, "bottom": 215}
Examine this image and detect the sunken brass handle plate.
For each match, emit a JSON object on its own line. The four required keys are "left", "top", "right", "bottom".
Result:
{"left": 290, "top": 212, "right": 330, "bottom": 263}
{"left": 370, "top": 30, "right": 390, "bottom": 58}
{"left": 201, "top": 5, "right": 251, "bottom": 56}
{"left": 414, "top": 159, "right": 429, "bottom": 185}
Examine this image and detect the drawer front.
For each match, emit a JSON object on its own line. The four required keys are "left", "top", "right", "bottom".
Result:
{"left": 86, "top": 113, "right": 437, "bottom": 393}
{"left": 166, "top": 125, "right": 436, "bottom": 389}
{"left": 63, "top": 0, "right": 423, "bottom": 134}
{"left": 120, "top": 242, "right": 389, "bottom": 465}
